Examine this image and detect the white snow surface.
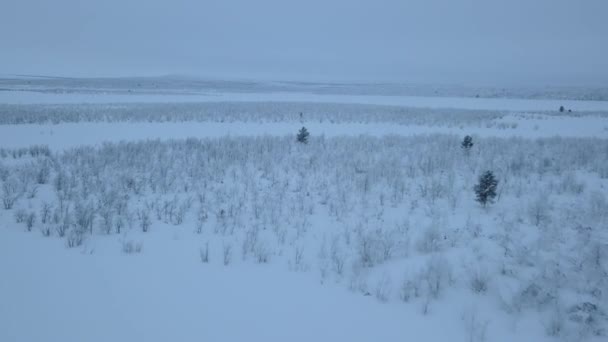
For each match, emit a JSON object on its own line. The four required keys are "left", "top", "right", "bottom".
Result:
{"left": 2, "top": 193, "right": 554, "bottom": 342}
{"left": 3, "top": 90, "right": 608, "bottom": 111}
{"left": 0, "top": 227, "right": 432, "bottom": 342}
{"left": 1, "top": 94, "right": 607, "bottom": 342}
{"left": 0, "top": 114, "right": 606, "bottom": 150}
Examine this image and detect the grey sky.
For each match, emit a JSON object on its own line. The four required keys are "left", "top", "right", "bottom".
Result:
{"left": 1, "top": 0, "right": 607, "bottom": 85}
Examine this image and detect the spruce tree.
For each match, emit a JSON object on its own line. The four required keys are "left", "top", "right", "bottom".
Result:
{"left": 474, "top": 171, "right": 498, "bottom": 207}
{"left": 297, "top": 126, "right": 309, "bottom": 144}
{"left": 461, "top": 135, "right": 474, "bottom": 152}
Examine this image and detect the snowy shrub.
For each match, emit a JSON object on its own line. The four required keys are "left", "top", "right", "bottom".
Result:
{"left": 587, "top": 191, "right": 608, "bottom": 223}
{"left": 356, "top": 225, "right": 404, "bottom": 267}
{"left": 40, "top": 202, "right": 53, "bottom": 224}
{"left": 416, "top": 225, "right": 443, "bottom": 254}
{"left": 114, "top": 215, "right": 125, "bottom": 234}
{"left": 25, "top": 184, "right": 38, "bottom": 199}
{"left": 330, "top": 237, "right": 346, "bottom": 275}
{"left": 40, "top": 225, "right": 52, "bottom": 237}
{"left": 35, "top": 158, "right": 52, "bottom": 184}
{"left": 137, "top": 209, "right": 151, "bottom": 233}
{"left": 574, "top": 238, "right": 608, "bottom": 298}
{"left": 567, "top": 302, "right": 607, "bottom": 337}
{"left": 348, "top": 263, "right": 370, "bottom": 295}
{"left": 14, "top": 208, "right": 27, "bottom": 223}
{"left": 99, "top": 207, "right": 114, "bottom": 235}
{"left": 74, "top": 201, "right": 95, "bottom": 235}
{"left": 399, "top": 273, "right": 420, "bottom": 303}
{"left": 66, "top": 229, "right": 85, "bottom": 248}
{"left": 417, "top": 176, "right": 447, "bottom": 204}
{"left": 2, "top": 177, "right": 22, "bottom": 209}
{"left": 121, "top": 240, "right": 143, "bottom": 254}
{"left": 288, "top": 245, "right": 306, "bottom": 272}
{"left": 172, "top": 198, "right": 192, "bottom": 225}
{"left": 421, "top": 295, "right": 432, "bottom": 315}
{"left": 0, "top": 102, "right": 513, "bottom": 127}
{"left": 195, "top": 206, "right": 208, "bottom": 234}
{"left": 527, "top": 194, "right": 552, "bottom": 227}
{"left": 515, "top": 281, "right": 556, "bottom": 310}
{"left": 215, "top": 209, "right": 228, "bottom": 235}
{"left": 357, "top": 230, "right": 376, "bottom": 267}
{"left": 199, "top": 242, "right": 210, "bottom": 263}
{"left": 558, "top": 172, "right": 585, "bottom": 195}
{"left": 253, "top": 240, "right": 271, "bottom": 264}
{"left": 469, "top": 267, "right": 490, "bottom": 294}
{"left": 462, "top": 308, "right": 489, "bottom": 342}
{"left": 544, "top": 305, "right": 566, "bottom": 337}
{"left": 223, "top": 242, "right": 233, "bottom": 266}
{"left": 422, "top": 254, "right": 453, "bottom": 299}
{"left": 55, "top": 212, "right": 70, "bottom": 237}
{"left": 25, "top": 212, "right": 36, "bottom": 232}
{"left": 513, "top": 244, "right": 535, "bottom": 267}
{"left": 241, "top": 226, "right": 259, "bottom": 260}
{"left": 374, "top": 273, "right": 393, "bottom": 303}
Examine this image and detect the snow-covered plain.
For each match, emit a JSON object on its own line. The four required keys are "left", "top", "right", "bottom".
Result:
{"left": 0, "top": 227, "right": 431, "bottom": 342}
{"left": 0, "top": 114, "right": 606, "bottom": 150}
{"left": 1, "top": 89, "right": 607, "bottom": 342}
{"left": 3, "top": 89, "right": 608, "bottom": 111}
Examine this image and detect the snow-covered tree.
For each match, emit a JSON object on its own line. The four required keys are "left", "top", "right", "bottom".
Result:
{"left": 474, "top": 171, "right": 498, "bottom": 207}
{"left": 461, "top": 135, "right": 474, "bottom": 152}
{"left": 297, "top": 127, "right": 309, "bottom": 144}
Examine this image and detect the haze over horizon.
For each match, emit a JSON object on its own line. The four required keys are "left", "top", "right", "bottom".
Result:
{"left": 2, "top": 0, "right": 607, "bottom": 86}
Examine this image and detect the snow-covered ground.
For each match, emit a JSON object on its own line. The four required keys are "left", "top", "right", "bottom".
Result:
{"left": 0, "top": 227, "right": 428, "bottom": 342}
{"left": 3, "top": 90, "right": 608, "bottom": 111}
{"left": 2, "top": 76, "right": 608, "bottom": 101}
{"left": 0, "top": 114, "right": 606, "bottom": 150}
{"left": 1, "top": 91, "right": 607, "bottom": 342}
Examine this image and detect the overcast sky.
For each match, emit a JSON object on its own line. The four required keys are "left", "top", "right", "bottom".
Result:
{"left": 1, "top": 0, "right": 607, "bottom": 85}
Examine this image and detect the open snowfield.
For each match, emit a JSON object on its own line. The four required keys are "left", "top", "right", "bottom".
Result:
{"left": 1, "top": 89, "right": 607, "bottom": 342}
{"left": 0, "top": 96, "right": 607, "bottom": 150}
{"left": 0, "top": 114, "right": 607, "bottom": 150}
{"left": 3, "top": 0, "right": 608, "bottom": 340}
{"left": 3, "top": 89, "right": 608, "bottom": 111}
{"left": 0, "top": 227, "right": 429, "bottom": 342}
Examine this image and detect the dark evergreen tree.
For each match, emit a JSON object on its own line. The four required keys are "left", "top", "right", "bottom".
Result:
{"left": 474, "top": 171, "right": 498, "bottom": 207}
{"left": 559, "top": 105, "right": 565, "bottom": 112}
{"left": 461, "top": 135, "right": 474, "bottom": 151}
{"left": 297, "top": 126, "right": 309, "bottom": 144}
